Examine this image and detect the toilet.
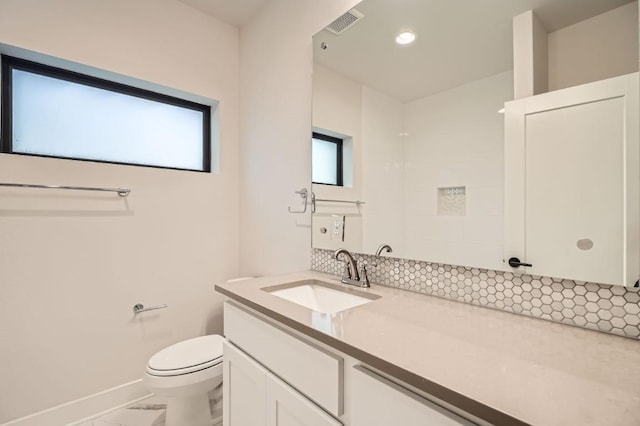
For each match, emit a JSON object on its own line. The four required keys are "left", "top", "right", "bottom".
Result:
{"left": 144, "top": 334, "right": 224, "bottom": 426}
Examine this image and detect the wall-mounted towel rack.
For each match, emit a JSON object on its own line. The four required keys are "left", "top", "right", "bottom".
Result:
{"left": 288, "top": 188, "right": 365, "bottom": 213}
{"left": 0, "top": 182, "right": 131, "bottom": 197}
{"left": 314, "top": 198, "right": 365, "bottom": 205}
{"left": 311, "top": 191, "right": 364, "bottom": 213}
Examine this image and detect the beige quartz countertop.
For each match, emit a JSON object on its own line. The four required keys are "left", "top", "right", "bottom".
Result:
{"left": 215, "top": 271, "right": 640, "bottom": 426}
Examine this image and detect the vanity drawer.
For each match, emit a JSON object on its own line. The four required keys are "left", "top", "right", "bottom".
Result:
{"left": 351, "top": 365, "right": 474, "bottom": 426}
{"left": 224, "top": 301, "right": 343, "bottom": 417}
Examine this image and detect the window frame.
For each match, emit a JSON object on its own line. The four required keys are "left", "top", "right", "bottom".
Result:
{"left": 0, "top": 55, "right": 212, "bottom": 172}
{"left": 312, "top": 131, "right": 343, "bottom": 186}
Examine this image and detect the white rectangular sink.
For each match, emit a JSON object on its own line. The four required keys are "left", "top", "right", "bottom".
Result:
{"left": 264, "top": 280, "right": 379, "bottom": 314}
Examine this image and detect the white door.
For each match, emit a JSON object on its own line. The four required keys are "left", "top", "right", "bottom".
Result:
{"left": 505, "top": 73, "right": 639, "bottom": 286}
{"left": 223, "top": 341, "right": 267, "bottom": 426}
{"left": 266, "top": 375, "right": 342, "bottom": 426}
{"left": 350, "top": 365, "right": 473, "bottom": 426}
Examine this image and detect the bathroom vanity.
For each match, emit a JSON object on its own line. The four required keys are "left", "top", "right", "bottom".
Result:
{"left": 215, "top": 272, "right": 640, "bottom": 426}
{"left": 217, "top": 1, "right": 640, "bottom": 424}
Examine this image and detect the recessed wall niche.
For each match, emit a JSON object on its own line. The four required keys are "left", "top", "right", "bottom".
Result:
{"left": 437, "top": 186, "right": 466, "bottom": 216}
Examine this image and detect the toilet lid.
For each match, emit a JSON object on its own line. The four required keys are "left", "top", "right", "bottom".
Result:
{"left": 147, "top": 335, "right": 224, "bottom": 377}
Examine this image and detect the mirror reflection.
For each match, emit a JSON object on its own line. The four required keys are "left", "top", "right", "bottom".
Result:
{"left": 311, "top": 0, "right": 639, "bottom": 286}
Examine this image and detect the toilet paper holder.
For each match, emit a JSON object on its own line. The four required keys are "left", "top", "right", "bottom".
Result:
{"left": 133, "top": 303, "right": 168, "bottom": 315}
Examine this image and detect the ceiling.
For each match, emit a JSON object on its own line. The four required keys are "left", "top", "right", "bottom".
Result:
{"left": 313, "top": 0, "right": 635, "bottom": 102}
{"left": 178, "top": 0, "right": 268, "bottom": 26}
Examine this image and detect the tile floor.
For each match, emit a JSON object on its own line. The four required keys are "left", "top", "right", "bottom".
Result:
{"left": 73, "top": 395, "right": 222, "bottom": 426}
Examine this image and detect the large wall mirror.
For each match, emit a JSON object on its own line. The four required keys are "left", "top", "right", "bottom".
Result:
{"left": 311, "top": 0, "right": 639, "bottom": 286}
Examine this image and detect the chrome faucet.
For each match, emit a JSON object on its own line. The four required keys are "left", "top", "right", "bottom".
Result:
{"left": 334, "top": 248, "right": 370, "bottom": 288}
{"left": 375, "top": 244, "right": 393, "bottom": 256}
{"left": 334, "top": 249, "right": 359, "bottom": 281}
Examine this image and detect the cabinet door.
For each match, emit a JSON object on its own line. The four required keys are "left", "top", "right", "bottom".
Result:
{"left": 223, "top": 341, "right": 266, "bottom": 426}
{"left": 266, "top": 374, "right": 342, "bottom": 426}
{"left": 351, "top": 366, "right": 473, "bottom": 426}
{"left": 505, "top": 73, "right": 639, "bottom": 286}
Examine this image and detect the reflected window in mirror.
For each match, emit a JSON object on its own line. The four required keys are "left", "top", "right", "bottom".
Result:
{"left": 312, "top": 132, "right": 343, "bottom": 186}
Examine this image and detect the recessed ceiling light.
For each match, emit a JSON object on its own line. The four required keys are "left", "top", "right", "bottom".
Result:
{"left": 395, "top": 31, "right": 416, "bottom": 45}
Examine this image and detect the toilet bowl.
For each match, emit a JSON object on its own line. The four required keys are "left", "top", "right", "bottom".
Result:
{"left": 144, "top": 335, "right": 224, "bottom": 426}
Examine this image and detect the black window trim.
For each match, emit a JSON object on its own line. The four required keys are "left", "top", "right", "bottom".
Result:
{"left": 312, "top": 131, "right": 343, "bottom": 186}
{"left": 0, "top": 54, "right": 212, "bottom": 172}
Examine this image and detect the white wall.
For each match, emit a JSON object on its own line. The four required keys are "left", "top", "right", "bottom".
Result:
{"left": 310, "top": 64, "right": 405, "bottom": 255}
{"left": 310, "top": 64, "right": 510, "bottom": 267}
{"left": 548, "top": 1, "right": 639, "bottom": 91}
{"left": 512, "top": 10, "right": 548, "bottom": 99}
{"left": 361, "top": 87, "right": 405, "bottom": 255}
{"left": 403, "top": 71, "right": 513, "bottom": 271}
{"left": 312, "top": 64, "right": 364, "bottom": 252}
{"left": 0, "top": 0, "right": 239, "bottom": 422}
{"left": 239, "top": 0, "right": 360, "bottom": 276}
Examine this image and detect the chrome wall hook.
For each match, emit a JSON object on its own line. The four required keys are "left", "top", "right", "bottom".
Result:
{"left": 288, "top": 188, "right": 309, "bottom": 213}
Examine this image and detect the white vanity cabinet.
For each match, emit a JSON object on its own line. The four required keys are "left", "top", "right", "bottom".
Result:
{"left": 223, "top": 301, "right": 479, "bottom": 426}
{"left": 224, "top": 301, "right": 343, "bottom": 426}
{"left": 223, "top": 301, "right": 343, "bottom": 417}
{"left": 351, "top": 365, "right": 473, "bottom": 426}
{"left": 504, "top": 72, "right": 639, "bottom": 286}
{"left": 223, "top": 341, "right": 341, "bottom": 426}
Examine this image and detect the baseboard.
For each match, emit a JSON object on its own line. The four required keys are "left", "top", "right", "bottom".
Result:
{"left": 1, "top": 379, "right": 151, "bottom": 426}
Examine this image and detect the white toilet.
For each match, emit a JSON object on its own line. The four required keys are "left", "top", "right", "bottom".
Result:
{"left": 144, "top": 334, "right": 224, "bottom": 426}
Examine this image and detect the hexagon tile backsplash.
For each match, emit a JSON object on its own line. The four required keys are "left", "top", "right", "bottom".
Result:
{"left": 311, "top": 249, "right": 640, "bottom": 339}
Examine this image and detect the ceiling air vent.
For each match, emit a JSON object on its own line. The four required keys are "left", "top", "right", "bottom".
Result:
{"left": 325, "top": 9, "right": 364, "bottom": 35}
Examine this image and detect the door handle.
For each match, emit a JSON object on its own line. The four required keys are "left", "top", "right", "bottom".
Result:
{"left": 508, "top": 257, "right": 532, "bottom": 268}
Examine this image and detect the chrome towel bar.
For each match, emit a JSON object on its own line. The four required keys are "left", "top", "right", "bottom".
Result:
{"left": 287, "top": 188, "right": 365, "bottom": 214}
{"left": 311, "top": 191, "right": 364, "bottom": 213}
{"left": 315, "top": 198, "right": 365, "bottom": 205}
{"left": 0, "top": 182, "right": 131, "bottom": 197}
{"left": 133, "top": 303, "right": 168, "bottom": 315}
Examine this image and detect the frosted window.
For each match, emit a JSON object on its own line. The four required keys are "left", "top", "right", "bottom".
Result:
{"left": 6, "top": 61, "right": 210, "bottom": 171}
{"left": 312, "top": 133, "right": 343, "bottom": 186}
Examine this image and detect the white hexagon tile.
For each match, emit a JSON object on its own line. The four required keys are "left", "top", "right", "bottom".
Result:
{"left": 311, "top": 249, "right": 640, "bottom": 339}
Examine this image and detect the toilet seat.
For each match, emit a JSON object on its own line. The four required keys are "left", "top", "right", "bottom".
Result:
{"left": 147, "top": 335, "right": 224, "bottom": 377}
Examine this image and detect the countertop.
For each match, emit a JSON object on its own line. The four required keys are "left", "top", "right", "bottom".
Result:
{"left": 215, "top": 271, "right": 640, "bottom": 426}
